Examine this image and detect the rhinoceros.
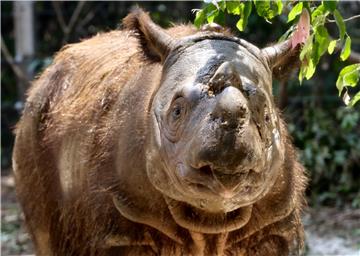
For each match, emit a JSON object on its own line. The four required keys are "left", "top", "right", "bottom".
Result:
{"left": 13, "top": 9, "right": 307, "bottom": 256}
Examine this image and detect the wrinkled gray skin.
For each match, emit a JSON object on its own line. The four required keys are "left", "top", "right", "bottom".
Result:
{"left": 146, "top": 39, "right": 283, "bottom": 213}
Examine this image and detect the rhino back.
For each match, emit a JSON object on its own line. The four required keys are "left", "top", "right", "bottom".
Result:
{"left": 12, "top": 29, "right": 164, "bottom": 255}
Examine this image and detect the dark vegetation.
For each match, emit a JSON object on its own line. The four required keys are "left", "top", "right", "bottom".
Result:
{"left": 1, "top": 0, "right": 359, "bottom": 211}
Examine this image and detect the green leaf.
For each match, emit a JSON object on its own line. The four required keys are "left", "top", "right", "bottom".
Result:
{"left": 275, "top": 0, "right": 283, "bottom": 14}
{"left": 226, "top": 1, "right": 241, "bottom": 15}
{"left": 305, "top": 58, "right": 316, "bottom": 80}
{"left": 254, "top": 1, "right": 269, "bottom": 18}
{"left": 213, "top": 9, "right": 225, "bottom": 25}
{"left": 300, "top": 34, "right": 314, "bottom": 61}
{"left": 311, "top": 41, "right": 321, "bottom": 67}
{"left": 194, "top": 4, "right": 219, "bottom": 27}
{"left": 287, "top": 2, "right": 303, "bottom": 23}
{"left": 349, "top": 91, "right": 360, "bottom": 107}
{"left": 311, "top": 5, "right": 328, "bottom": 28}
{"left": 314, "top": 25, "right": 330, "bottom": 63}
{"left": 218, "top": 1, "right": 226, "bottom": 12}
{"left": 236, "top": 1, "right": 252, "bottom": 31}
{"left": 236, "top": 18, "right": 244, "bottom": 32}
{"left": 311, "top": 4, "right": 326, "bottom": 20}
{"left": 336, "top": 64, "right": 360, "bottom": 95}
{"left": 340, "top": 35, "right": 351, "bottom": 61}
{"left": 254, "top": 0, "right": 283, "bottom": 20}
{"left": 206, "top": 8, "right": 219, "bottom": 23}
{"left": 334, "top": 9, "right": 345, "bottom": 40}
{"left": 342, "top": 64, "right": 360, "bottom": 88}
{"left": 328, "top": 40, "right": 337, "bottom": 54}
{"left": 323, "top": 0, "right": 338, "bottom": 12}
{"left": 194, "top": 10, "right": 206, "bottom": 28}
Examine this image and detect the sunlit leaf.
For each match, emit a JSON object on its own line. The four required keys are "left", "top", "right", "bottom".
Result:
{"left": 305, "top": 58, "right": 316, "bottom": 80}
{"left": 254, "top": 0, "right": 270, "bottom": 18}
{"left": 328, "top": 40, "right": 337, "bottom": 54}
{"left": 300, "top": 35, "right": 313, "bottom": 61}
{"left": 226, "top": 1, "right": 241, "bottom": 15}
{"left": 314, "top": 25, "right": 330, "bottom": 62}
{"left": 236, "top": 1, "right": 252, "bottom": 31}
{"left": 288, "top": 2, "right": 303, "bottom": 23}
{"left": 218, "top": 1, "right": 226, "bottom": 11}
{"left": 340, "top": 35, "right": 351, "bottom": 61}
{"left": 334, "top": 9, "right": 345, "bottom": 40}
{"left": 349, "top": 91, "right": 360, "bottom": 107}
{"left": 342, "top": 64, "right": 360, "bottom": 88}
{"left": 336, "top": 64, "right": 360, "bottom": 95}
{"left": 311, "top": 4, "right": 327, "bottom": 27}
{"left": 254, "top": 0, "right": 282, "bottom": 20}
{"left": 194, "top": 10, "right": 206, "bottom": 28}
{"left": 206, "top": 8, "right": 219, "bottom": 23}
{"left": 195, "top": 3, "right": 219, "bottom": 27}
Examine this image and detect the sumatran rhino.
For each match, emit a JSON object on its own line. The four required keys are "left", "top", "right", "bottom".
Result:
{"left": 13, "top": 9, "right": 307, "bottom": 256}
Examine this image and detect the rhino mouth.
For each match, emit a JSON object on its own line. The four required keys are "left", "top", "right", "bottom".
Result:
{"left": 176, "top": 163, "right": 261, "bottom": 199}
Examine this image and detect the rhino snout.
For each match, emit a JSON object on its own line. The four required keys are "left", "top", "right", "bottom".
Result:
{"left": 211, "top": 86, "right": 249, "bottom": 131}
{"left": 183, "top": 86, "right": 260, "bottom": 191}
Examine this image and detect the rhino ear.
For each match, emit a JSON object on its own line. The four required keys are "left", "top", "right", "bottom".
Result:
{"left": 123, "top": 9, "right": 175, "bottom": 62}
{"left": 262, "top": 40, "right": 301, "bottom": 80}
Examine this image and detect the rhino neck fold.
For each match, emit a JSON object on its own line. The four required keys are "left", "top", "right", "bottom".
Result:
{"left": 164, "top": 196, "right": 253, "bottom": 234}
{"left": 112, "top": 190, "right": 186, "bottom": 245}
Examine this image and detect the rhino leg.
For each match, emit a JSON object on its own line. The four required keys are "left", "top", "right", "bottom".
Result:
{"left": 247, "top": 235, "right": 289, "bottom": 256}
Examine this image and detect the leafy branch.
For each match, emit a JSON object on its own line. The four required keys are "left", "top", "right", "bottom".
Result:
{"left": 194, "top": 0, "right": 360, "bottom": 107}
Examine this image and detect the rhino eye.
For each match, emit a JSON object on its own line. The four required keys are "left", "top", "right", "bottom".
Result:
{"left": 169, "top": 97, "right": 186, "bottom": 121}
{"left": 168, "top": 97, "right": 186, "bottom": 127}
{"left": 172, "top": 105, "right": 182, "bottom": 119}
{"left": 165, "top": 97, "right": 187, "bottom": 142}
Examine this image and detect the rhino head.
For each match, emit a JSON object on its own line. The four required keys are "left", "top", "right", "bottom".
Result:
{"left": 124, "top": 10, "right": 298, "bottom": 214}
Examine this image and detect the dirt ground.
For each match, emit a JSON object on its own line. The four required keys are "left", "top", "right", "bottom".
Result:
{"left": 1, "top": 173, "right": 359, "bottom": 256}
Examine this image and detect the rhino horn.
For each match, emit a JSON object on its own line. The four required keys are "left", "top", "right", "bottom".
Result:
{"left": 262, "top": 40, "right": 301, "bottom": 80}
{"left": 123, "top": 9, "right": 175, "bottom": 62}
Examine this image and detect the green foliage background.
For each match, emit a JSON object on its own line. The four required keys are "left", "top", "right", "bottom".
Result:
{"left": 195, "top": 0, "right": 360, "bottom": 105}
{"left": 1, "top": 1, "right": 359, "bottom": 207}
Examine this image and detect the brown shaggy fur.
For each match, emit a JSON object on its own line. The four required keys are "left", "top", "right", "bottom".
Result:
{"left": 13, "top": 10, "right": 307, "bottom": 256}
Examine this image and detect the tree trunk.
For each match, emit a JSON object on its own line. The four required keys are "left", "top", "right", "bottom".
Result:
{"left": 14, "top": 1, "right": 35, "bottom": 103}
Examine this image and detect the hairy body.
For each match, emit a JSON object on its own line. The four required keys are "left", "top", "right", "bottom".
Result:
{"left": 13, "top": 10, "right": 307, "bottom": 255}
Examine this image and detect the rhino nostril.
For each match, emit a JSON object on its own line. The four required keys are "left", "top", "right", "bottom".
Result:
{"left": 199, "top": 165, "right": 213, "bottom": 175}
{"left": 238, "top": 105, "right": 248, "bottom": 119}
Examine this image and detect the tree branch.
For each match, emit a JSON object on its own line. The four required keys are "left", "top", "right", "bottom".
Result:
{"left": 65, "top": 1, "right": 86, "bottom": 42}
{"left": 1, "top": 35, "right": 28, "bottom": 84}
{"left": 52, "top": 2, "right": 67, "bottom": 34}
{"left": 52, "top": 1, "right": 86, "bottom": 43}
{"left": 76, "top": 8, "right": 96, "bottom": 31}
{"left": 327, "top": 14, "right": 360, "bottom": 23}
